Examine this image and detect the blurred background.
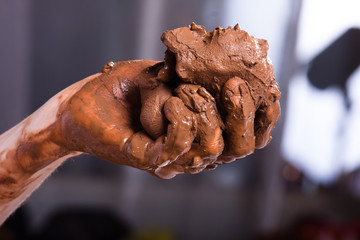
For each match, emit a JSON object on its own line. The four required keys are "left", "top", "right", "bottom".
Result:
{"left": 0, "top": 0, "right": 360, "bottom": 239}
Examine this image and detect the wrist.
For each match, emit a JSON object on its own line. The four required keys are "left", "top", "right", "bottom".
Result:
{"left": 6, "top": 76, "right": 98, "bottom": 173}
{"left": 11, "top": 112, "right": 72, "bottom": 175}
{"left": 16, "top": 126, "right": 70, "bottom": 174}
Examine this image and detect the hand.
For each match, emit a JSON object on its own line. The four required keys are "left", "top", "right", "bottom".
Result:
{"left": 150, "top": 77, "right": 281, "bottom": 175}
{"left": 53, "top": 60, "right": 224, "bottom": 179}
{"left": 53, "top": 21, "right": 283, "bottom": 178}
{"left": 216, "top": 77, "right": 281, "bottom": 165}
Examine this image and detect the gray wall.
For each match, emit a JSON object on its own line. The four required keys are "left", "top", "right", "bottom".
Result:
{"left": 0, "top": 1, "right": 290, "bottom": 239}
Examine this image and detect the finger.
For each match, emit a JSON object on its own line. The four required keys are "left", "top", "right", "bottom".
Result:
{"left": 140, "top": 83, "right": 173, "bottom": 139}
{"left": 173, "top": 84, "right": 224, "bottom": 170}
{"left": 158, "top": 96, "right": 197, "bottom": 166}
{"left": 254, "top": 82, "right": 281, "bottom": 149}
{"left": 124, "top": 131, "right": 164, "bottom": 170}
{"left": 176, "top": 84, "right": 224, "bottom": 157}
{"left": 175, "top": 84, "right": 223, "bottom": 154}
{"left": 197, "top": 86, "right": 215, "bottom": 102}
{"left": 154, "top": 147, "right": 208, "bottom": 179}
{"left": 221, "top": 77, "right": 256, "bottom": 160}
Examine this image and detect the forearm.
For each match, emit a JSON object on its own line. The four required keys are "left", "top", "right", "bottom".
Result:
{"left": 0, "top": 110, "right": 73, "bottom": 225}
{"left": 0, "top": 73, "right": 98, "bottom": 224}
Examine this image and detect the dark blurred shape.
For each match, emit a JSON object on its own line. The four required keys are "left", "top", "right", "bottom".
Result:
{"left": 128, "top": 228, "right": 175, "bottom": 240}
{"left": 0, "top": 207, "right": 29, "bottom": 240}
{"left": 307, "top": 28, "right": 360, "bottom": 109}
{"left": 292, "top": 217, "right": 360, "bottom": 240}
{"left": 36, "top": 207, "right": 132, "bottom": 240}
{"left": 257, "top": 215, "right": 360, "bottom": 240}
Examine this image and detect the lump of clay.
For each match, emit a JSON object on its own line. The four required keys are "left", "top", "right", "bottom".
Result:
{"left": 161, "top": 23, "right": 275, "bottom": 104}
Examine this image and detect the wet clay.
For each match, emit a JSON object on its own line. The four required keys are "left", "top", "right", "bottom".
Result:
{"left": 161, "top": 23, "right": 275, "bottom": 100}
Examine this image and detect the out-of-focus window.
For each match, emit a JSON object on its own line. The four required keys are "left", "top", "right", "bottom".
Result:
{"left": 282, "top": 0, "right": 360, "bottom": 183}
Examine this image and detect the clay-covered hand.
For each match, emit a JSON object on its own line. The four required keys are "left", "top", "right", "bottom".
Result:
{"left": 52, "top": 23, "right": 281, "bottom": 179}
{"left": 52, "top": 60, "right": 224, "bottom": 179}
{"left": 217, "top": 77, "right": 281, "bottom": 164}
{"left": 161, "top": 23, "right": 281, "bottom": 164}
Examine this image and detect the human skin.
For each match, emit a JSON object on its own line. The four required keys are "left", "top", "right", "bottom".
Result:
{"left": 0, "top": 23, "right": 280, "bottom": 224}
